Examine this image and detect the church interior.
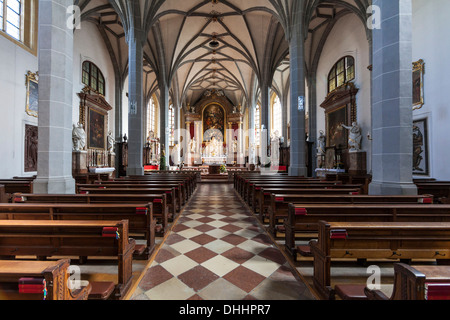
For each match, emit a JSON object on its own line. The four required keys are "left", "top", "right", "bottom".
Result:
{"left": 0, "top": 0, "right": 450, "bottom": 304}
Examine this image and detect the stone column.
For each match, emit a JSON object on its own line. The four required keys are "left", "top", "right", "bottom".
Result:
{"left": 126, "top": 28, "right": 144, "bottom": 176}
{"left": 288, "top": 2, "right": 307, "bottom": 177}
{"left": 34, "top": 0, "right": 75, "bottom": 194}
{"left": 369, "top": 0, "right": 417, "bottom": 195}
{"left": 260, "top": 83, "right": 271, "bottom": 165}
{"left": 159, "top": 83, "right": 170, "bottom": 166}
{"left": 248, "top": 104, "right": 256, "bottom": 165}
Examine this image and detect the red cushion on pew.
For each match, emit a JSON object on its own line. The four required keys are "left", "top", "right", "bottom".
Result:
{"left": 335, "top": 284, "right": 368, "bottom": 300}
{"left": 297, "top": 245, "right": 312, "bottom": 257}
{"left": 134, "top": 244, "right": 146, "bottom": 255}
{"left": 88, "top": 281, "right": 115, "bottom": 300}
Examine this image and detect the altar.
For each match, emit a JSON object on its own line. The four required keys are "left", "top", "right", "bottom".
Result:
{"left": 202, "top": 156, "right": 226, "bottom": 165}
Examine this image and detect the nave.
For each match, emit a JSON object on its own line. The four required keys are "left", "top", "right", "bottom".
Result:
{"left": 129, "top": 183, "right": 315, "bottom": 300}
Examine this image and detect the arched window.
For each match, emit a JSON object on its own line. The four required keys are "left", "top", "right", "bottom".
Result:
{"left": 328, "top": 56, "right": 355, "bottom": 93}
{"left": 147, "top": 96, "right": 157, "bottom": 137}
{"left": 169, "top": 105, "right": 175, "bottom": 147}
{"left": 254, "top": 104, "right": 261, "bottom": 147}
{"left": 82, "top": 61, "right": 106, "bottom": 95}
{"left": 271, "top": 93, "right": 282, "bottom": 136}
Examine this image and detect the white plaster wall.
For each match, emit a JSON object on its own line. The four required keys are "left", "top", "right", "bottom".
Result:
{"left": 412, "top": 0, "right": 450, "bottom": 180}
{"left": 73, "top": 21, "right": 116, "bottom": 135}
{"left": 315, "top": 14, "right": 371, "bottom": 171}
{"left": 0, "top": 36, "right": 38, "bottom": 178}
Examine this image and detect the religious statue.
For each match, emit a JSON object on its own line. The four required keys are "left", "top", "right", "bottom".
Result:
{"left": 232, "top": 137, "right": 238, "bottom": 153}
{"left": 341, "top": 122, "right": 362, "bottom": 152}
{"left": 189, "top": 137, "right": 196, "bottom": 153}
{"left": 413, "top": 124, "right": 424, "bottom": 171}
{"left": 317, "top": 130, "right": 326, "bottom": 155}
{"left": 270, "top": 130, "right": 281, "bottom": 166}
{"left": 209, "top": 136, "right": 221, "bottom": 157}
{"left": 72, "top": 123, "right": 86, "bottom": 151}
{"left": 147, "top": 130, "right": 155, "bottom": 143}
{"left": 107, "top": 131, "right": 115, "bottom": 153}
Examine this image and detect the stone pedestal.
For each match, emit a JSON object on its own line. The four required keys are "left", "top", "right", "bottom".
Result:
{"left": 343, "top": 151, "right": 367, "bottom": 175}
{"left": 72, "top": 151, "right": 88, "bottom": 175}
{"left": 108, "top": 152, "right": 116, "bottom": 168}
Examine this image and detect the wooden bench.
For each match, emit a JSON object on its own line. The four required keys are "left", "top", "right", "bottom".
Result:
{"left": 363, "top": 263, "right": 450, "bottom": 300}
{"left": 416, "top": 181, "right": 450, "bottom": 204}
{"left": 12, "top": 193, "right": 169, "bottom": 236}
{"left": 249, "top": 181, "right": 357, "bottom": 210}
{"left": 113, "top": 179, "right": 190, "bottom": 205}
{"left": 127, "top": 174, "right": 196, "bottom": 197}
{"left": 247, "top": 182, "right": 363, "bottom": 207}
{"left": 285, "top": 200, "right": 447, "bottom": 259}
{"left": 0, "top": 185, "right": 6, "bottom": 203}
{"left": 0, "top": 202, "right": 156, "bottom": 259}
{"left": 310, "top": 221, "right": 450, "bottom": 299}
{"left": 78, "top": 184, "right": 178, "bottom": 219}
{"left": 256, "top": 187, "right": 362, "bottom": 218}
{"left": 92, "top": 181, "right": 184, "bottom": 209}
{"left": 0, "top": 180, "right": 33, "bottom": 202}
{"left": 0, "top": 259, "right": 91, "bottom": 300}
{"left": 0, "top": 219, "right": 134, "bottom": 299}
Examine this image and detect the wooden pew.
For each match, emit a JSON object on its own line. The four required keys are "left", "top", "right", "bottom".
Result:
{"left": 254, "top": 183, "right": 362, "bottom": 215}
{"left": 12, "top": 193, "right": 169, "bottom": 236}
{"left": 0, "top": 203, "right": 156, "bottom": 259}
{"left": 325, "top": 173, "right": 372, "bottom": 195}
{"left": 0, "top": 185, "right": 6, "bottom": 203}
{"left": 94, "top": 181, "right": 184, "bottom": 209}
{"left": 284, "top": 200, "right": 448, "bottom": 259}
{"left": 0, "top": 180, "right": 33, "bottom": 202}
{"left": 130, "top": 172, "right": 197, "bottom": 194}
{"left": 115, "top": 178, "right": 190, "bottom": 202}
{"left": 120, "top": 176, "right": 194, "bottom": 201}
{"left": 0, "top": 259, "right": 91, "bottom": 300}
{"left": 234, "top": 173, "right": 289, "bottom": 195}
{"left": 0, "top": 219, "right": 134, "bottom": 299}
{"left": 310, "top": 220, "right": 450, "bottom": 299}
{"left": 258, "top": 188, "right": 361, "bottom": 222}
{"left": 247, "top": 182, "right": 363, "bottom": 207}
{"left": 78, "top": 184, "right": 179, "bottom": 219}
{"left": 416, "top": 181, "right": 450, "bottom": 204}
{"left": 364, "top": 263, "right": 450, "bottom": 300}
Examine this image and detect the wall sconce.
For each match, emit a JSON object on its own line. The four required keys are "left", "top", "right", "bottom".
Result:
{"left": 367, "top": 133, "right": 373, "bottom": 141}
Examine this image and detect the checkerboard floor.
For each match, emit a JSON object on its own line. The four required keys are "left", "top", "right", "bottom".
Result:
{"left": 130, "top": 183, "right": 315, "bottom": 300}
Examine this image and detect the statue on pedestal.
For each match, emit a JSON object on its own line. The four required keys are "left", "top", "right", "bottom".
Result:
{"left": 317, "top": 130, "right": 326, "bottom": 155}
{"left": 189, "top": 137, "right": 196, "bottom": 153}
{"left": 270, "top": 130, "right": 281, "bottom": 166}
{"left": 107, "top": 131, "right": 115, "bottom": 153}
{"left": 72, "top": 123, "right": 86, "bottom": 151}
{"left": 341, "top": 122, "right": 362, "bottom": 152}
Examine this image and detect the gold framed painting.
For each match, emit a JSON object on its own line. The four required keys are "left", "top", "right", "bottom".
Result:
{"left": 412, "top": 59, "right": 425, "bottom": 110}
{"left": 25, "top": 71, "right": 39, "bottom": 118}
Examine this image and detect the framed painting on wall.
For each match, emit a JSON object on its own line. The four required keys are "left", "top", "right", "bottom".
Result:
{"left": 88, "top": 107, "right": 106, "bottom": 150}
{"left": 25, "top": 71, "right": 39, "bottom": 118}
{"left": 412, "top": 59, "right": 425, "bottom": 110}
{"left": 326, "top": 105, "right": 348, "bottom": 149}
{"left": 413, "top": 118, "right": 429, "bottom": 175}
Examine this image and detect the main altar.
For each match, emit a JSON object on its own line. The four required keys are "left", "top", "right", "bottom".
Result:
{"left": 184, "top": 89, "right": 244, "bottom": 168}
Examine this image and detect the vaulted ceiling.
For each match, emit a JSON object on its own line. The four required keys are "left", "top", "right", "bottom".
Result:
{"left": 76, "top": 0, "right": 371, "bottom": 112}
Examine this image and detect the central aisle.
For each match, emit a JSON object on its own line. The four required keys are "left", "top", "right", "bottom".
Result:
{"left": 130, "top": 183, "right": 315, "bottom": 300}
